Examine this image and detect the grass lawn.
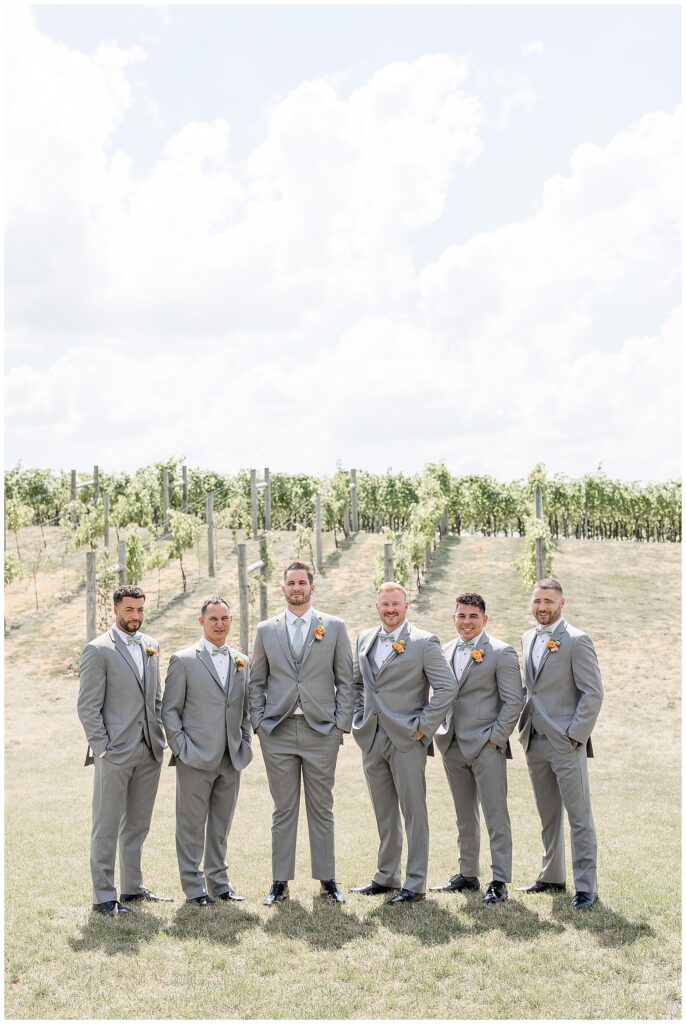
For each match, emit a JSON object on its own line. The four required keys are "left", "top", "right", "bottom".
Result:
{"left": 4, "top": 529, "right": 681, "bottom": 1018}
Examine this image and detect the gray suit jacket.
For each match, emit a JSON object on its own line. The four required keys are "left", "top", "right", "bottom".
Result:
{"left": 435, "top": 633, "right": 524, "bottom": 760}
{"left": 78, "top": 628, "right": 166, "bottom": 766}
{"left": 249, "top": 609, "right": 354, "bottom": 735}
{"left": 352, "top": 622, "right": 458, "bottom": 754}
{"left": 162, "top": 641, "right": 253, "bottom": 772}
{"left": 518, "top": 621, "right": 603, "bottom": 756}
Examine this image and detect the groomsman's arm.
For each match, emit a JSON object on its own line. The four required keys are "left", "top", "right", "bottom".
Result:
{"left": 153, "top": 647, "right": 164, "bottom": 725}
{"left": 418, "top": 637, "right": 459, "bottom": 743}
{"left": 490, "top": 646, "right": 525, "bottom": 749}
{"left": 77, "top": 644, "right": 110, "bottom": 756}
{"left": 568, "top": 634, "right": 603, "bottom": 746}
{"left": 248, "top": 625, "right": 268, "bottom": 730}
{"left": 352, "top": 636, "right": 365, "bottom": 721}
{"left": 241, "top": 664, "right": 253, "bottom": 745}
{"left": 160, "top": 655, "right": 187, "bottom": 758}
{"left": 333, "top": 622, "right": 354, "bottom": 733}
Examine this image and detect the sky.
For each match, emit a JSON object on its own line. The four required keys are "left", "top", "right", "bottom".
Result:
{"left": 4, "top": 3, "right": 682, "bottom": 481}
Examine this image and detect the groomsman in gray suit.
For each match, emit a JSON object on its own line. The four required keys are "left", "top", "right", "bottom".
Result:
{"left": 162, "top": 596, "right": 253, "bottom": 906}
{"left": 351, "top": 582, "right": 458, "bottom": 905}
{"left": 78, "top": 586, "right": 169, "bottom": 915}
{"left": 249, "top": 561, "right": 354, "bottom": 906}
{"left": 517, "top": 578, "right": 603, "bottom": 909}
{"left": 432, "top": 593, "right": 524, "bottom": 904}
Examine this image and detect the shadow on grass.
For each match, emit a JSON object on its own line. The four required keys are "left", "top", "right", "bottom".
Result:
{"left": 459, "top": 894, "right": 564, "bottom": 940}
{"left": 262, "top": 897, "right": 377, "bottom": 949}
{"left": 370, "top": 897, "right": 470, "bottom": 944}
{"left": 164, "top": 901, "right": 261, "bottom": 946}
{"left": 412, "top": 538, "right": 461, "bottom": 616}
{"left": 69, "top": 909, "right": 165, "bottom": 956}
{"left": 144, "top": 588, "right": 195, "bottom": 626}
{"left": 549, "top": 894, "right": 656, "bottom": 947}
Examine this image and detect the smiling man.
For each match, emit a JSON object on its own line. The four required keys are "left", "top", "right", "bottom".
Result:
{"left": 351, "top": 582, "right": 458, "bottom": 905}
{"left": 249, "top": 562, "right": 353, "bottom": 906}
{"left": 517, "top": 578, "right": 604, "bottom": 909}
{"left": 78, "top": 586, "right": 169, "bottom": 916}
{"left": 432, "top": 593, "right": 524, "bottom": 904}
{"left": 162, "top": 596, "right": 252, "bottom": 906}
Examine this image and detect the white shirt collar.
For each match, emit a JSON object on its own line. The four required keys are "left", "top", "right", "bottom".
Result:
{"left": 536, "top": 617, "right": 566, "bottom": 638}
{"left": 203, "top": 637, "right": 229, "bottom": 654}
{"left": 286, "top": 607, "right": 315, "bottom": 628}
{"left": 456, "top": 630, "right": 484, "bottom": 651}
{"left": 379, "top": 620, "right": 407, "bottom": 640}
{"left": 114, "top": 625, "right": 141, "bottom": 645}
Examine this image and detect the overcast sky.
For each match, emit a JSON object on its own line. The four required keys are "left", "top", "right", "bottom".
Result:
{"left": 5, "top": 4, "right": 681, "bottom": 481}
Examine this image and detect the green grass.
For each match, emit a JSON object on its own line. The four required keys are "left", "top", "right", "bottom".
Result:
{"left": 4, "top": 531, "right": 681, "bottom": 1018}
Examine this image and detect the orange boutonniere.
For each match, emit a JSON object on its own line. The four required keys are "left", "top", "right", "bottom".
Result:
{"left": 313, "top": 625, "right": 325, "bottom": 641}
{"left": 145, "top": 645, "right": 158, "bottom": 658}
{"left": 234, "top": 657, "right": 246, "bottom": 671}
{"left": 546, "top": 640, "right": 561, "bottom": 653}
{"left": 471, "top": 649, "right": 485, "bottom": 662}
{"left": 391, "top": 640, "right": 406, "bottom": 654}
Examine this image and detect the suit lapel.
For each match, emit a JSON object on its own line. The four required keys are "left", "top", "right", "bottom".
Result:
{"left": 533, "top": 623, "right": 566, "bottom": 683}
{"left": 299, "top": 611, "right": 321, "bottom": 669}
{"left": 110, "top": 629, "right": 144, "bottom": 693}
{"left": 376, "top": 622, "right": 410, "bottom": 678}
{"left": 276, "top": 615, "right": 298, "bottom": 672}
{"left": 196, "top": 643, "right": 225, "bottom": 691}
{"left": 359, "top": 626, "right": 381, "bottom": 684}
{"left": 443, "top": 637, "right": 460, "bottom": 683}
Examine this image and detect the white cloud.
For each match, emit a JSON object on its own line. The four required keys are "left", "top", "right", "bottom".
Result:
{"left": 4, "top": 11, "right": 681, "bottom": 481}
{"left": 522, "top": 40, "right": 549, "bottom": 58}
{"left": 500, "top": 86, "right": 536, "bottom": 127}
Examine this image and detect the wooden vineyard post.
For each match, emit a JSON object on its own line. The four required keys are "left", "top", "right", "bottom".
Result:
{"left": 264, "top": 468, "right": 272, "bottom": 531}
{"left": 350, "top": 469, "right": 359, "bottom": 534}
{"left": 534, "top": 484, "right": 546, "bottom": 582}
{"left": 314, "top": 492, "right": 323, "bottom": 572}
{"left": 206, "top": 493, "right": 215, "bottom": 578}
{"left": 383, "top": 542, "right": 394, "bottom": 582}
{"left": 86, "top": 551, "right": 97, "bottom": 641}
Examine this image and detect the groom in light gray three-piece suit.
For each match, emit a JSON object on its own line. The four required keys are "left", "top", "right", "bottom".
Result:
{"left": 433, "top": 592, "right": 524, "bottom": 904}
{"left": 162, "top": 596, "right": 253, "bottom": 906}
{"left": 518, "top": 578, "right": 603, "bottom": 910}
{"left": 249, "top": 561, "right": 354, "bottom": 905}
{"left": 78, "top": 586, "right": 169, "bottom": 915}
{"left": 351, "top": 582, "right": 458, "bottom": 905}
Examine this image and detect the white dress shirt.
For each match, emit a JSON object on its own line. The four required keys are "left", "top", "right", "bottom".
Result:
{"left": 532, "top": 617, "right": 566, "bottom": 670}
{"left": 114, "top": 626, "right": 144, "bottom": 676}
{"left": 452, "top": 630, "right": 485, "bottom": 681}
{"left": 203, "top": 637, "right": 230, "bottom": 689}
{"left": 374, "top": 621, "right": 407, "bottom": 670}
{"left": 285, "top": 607, "right": 314, "bottom": 714}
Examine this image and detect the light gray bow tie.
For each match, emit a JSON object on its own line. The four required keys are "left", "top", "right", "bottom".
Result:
{"left": 535, "top": 627, "right": 553, "bottom": 637}
{"left": 211, "top": 645, "right": 229, "bottom": 656}
{"left": 456, "top": 640, "right": 476, "bottom": 651}
{"left": 125, "top": 633, "right": 142, "bottom": 645}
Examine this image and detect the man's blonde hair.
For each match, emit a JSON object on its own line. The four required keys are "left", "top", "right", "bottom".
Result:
{"left": 376, "top": 581, "right": 408, "bottom": 599}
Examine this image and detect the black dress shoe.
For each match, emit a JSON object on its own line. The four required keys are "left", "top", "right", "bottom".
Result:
{"left": 121, "top": 887, "right": 173, "bottom": 903}
{"left": 186, "top": 895, "right": 215, "bottom": 907}
{"left": 319, "top": 879, "right": 346, "bottom": 903}
{"left": 571, "top": 891, "right": 597, "bottom": 910}
{"left": 483, "top": 881, "right": 508, "bottom": 904}
{"left": 92, "top": 900, "right": 134, "bottom": 916}
{"left": 516, "top": 880, "right": 567, "bottom": 894}
{"left": 430, "top": 873, "right": 480, "bottom": 893}
{"left": 350, "top": 881, "right": 399, "bottom": 896}
{"left": 263, "top": 881, "right": 289, "bottom": 906}
{"left": 385, "top": 888, "right": 426, "bottom": 905}
{"left": 215, "top": 887, "right": 245, "bottom": 902}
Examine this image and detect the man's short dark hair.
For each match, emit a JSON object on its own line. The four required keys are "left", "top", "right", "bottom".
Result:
{"left": 113, "top": 586, "right": 145, "bottom": 605}
{"left": 283, "top": 561, "right": 314, "bottom": 584}
{"left": 455, "top": 592, "right": 486, "bottom": 614}
{"left": 535, "top": 577, "right": 563, "bottom": 594}
{"left": 200, "top": 595, "right": 231, "bottom": 615}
